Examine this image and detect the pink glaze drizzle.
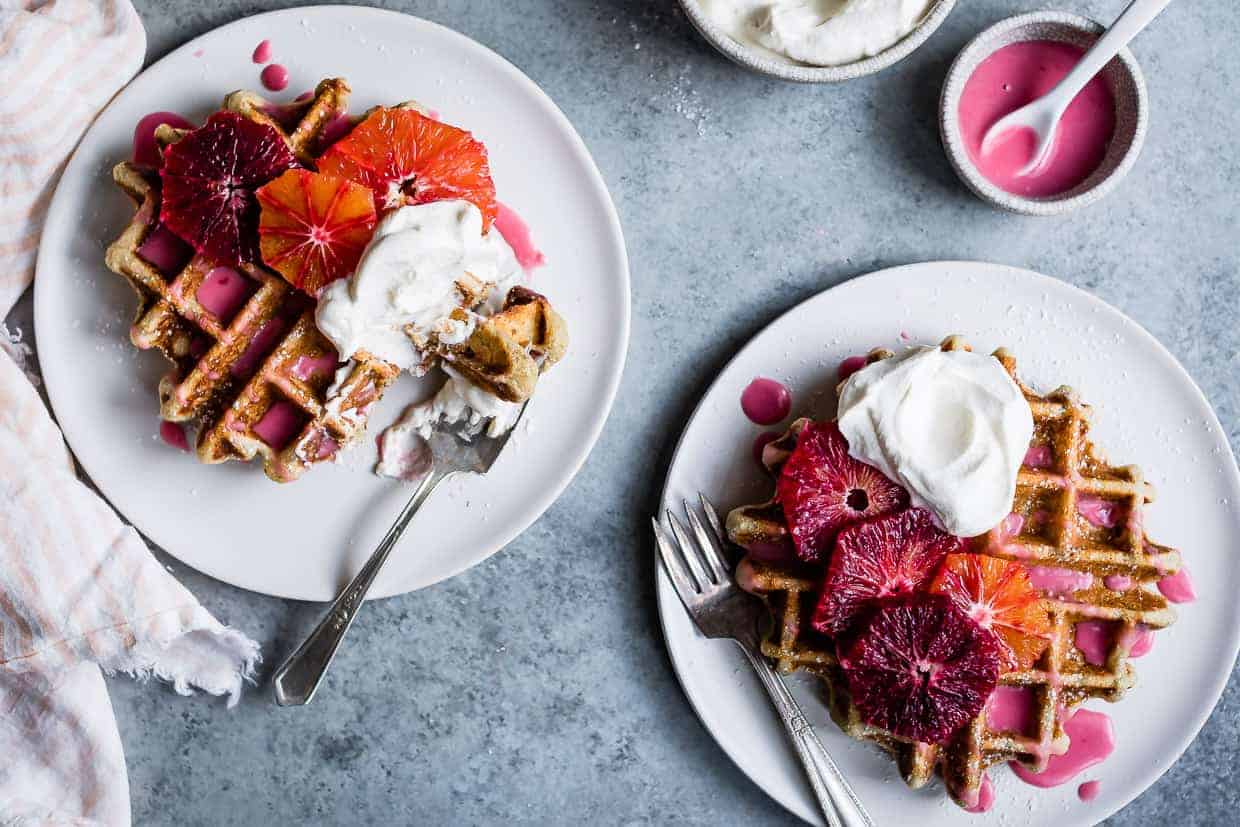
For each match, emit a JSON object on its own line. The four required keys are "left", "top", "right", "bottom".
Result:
{"left": 197, "top": 267, "right": 256, "bottom": 324}
{"left": 1074, "top": 620, "right": 1113, "bottom": 666}
{"left": 1028, "top": 566, "right": 1093, "bottom": 597}
{"left": 132, "top": 111, "right": 195, "bottom": 167}
{"left": 1024, "top": 443, "right": 1053, "bottom": 469}
{"left": 753, "top": 431, "right": 781, "bottom": 466}
{"left": 1011, "top": 708, "right": 1115, "bottom": 788}
{"left": 137, "top": 224, "right": 193, "bottom": 274}
{"left": 261, "top": 63, "right": 290, "bottom": 92}
{"left": 1158, "top": 566, "right": 1196, "bottom": 603}
{"left": 1078, "top": 780, "right": 1102, "bottom": 802}
{"left": 159, "top": 421, "right": 189, "bottom": 452}
{"left": 741, "top": 378, "right": 792, "bottom": 426}
{"left": 292, "top": 353, "right": 340, "bottom": 381}
{"left": 319, "top": 112, "right": 353, "bottom": 149}
{"left": 1118, "top": 623, "right": 1154, "bottom": 658}
{"left": 252, "top": 39, "right": 272, "bottom": 64}
{"left": 1077, "top": 495, "right": 1121, "bottom": 528}
{"left": 253, "top": 401, "right": 304, "bottom": 450}
{"left": 962, "top": 773, "right": 995, "bottom": 814}
{"left": 837, "top": 355, "right": 867, "bottom": 383}
{"left": 494, "top": 203, "right": 546, "bottom": 270}
{"left": 987, "top": 685, "right": 1036, "bottom": 736}
{"left": 1103, "top": 574, "right": 1132, "bottom": 591}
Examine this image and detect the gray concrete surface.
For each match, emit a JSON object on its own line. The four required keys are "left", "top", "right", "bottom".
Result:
{"left": 7, "top": 0, "right": 1238, "bottom": 823}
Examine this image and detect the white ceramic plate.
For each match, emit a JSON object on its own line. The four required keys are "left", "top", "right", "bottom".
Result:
{"left": 657, "top": 262, "right": 1240, "bottom": 825}
{"left": 35, "top": 6, "right": 629, "bottom": 600}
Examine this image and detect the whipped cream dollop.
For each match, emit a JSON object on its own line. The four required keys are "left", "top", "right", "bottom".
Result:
{"left": 836, "top": 346, "right": 1033, "bottom": 537}
{"left": 315, "top": 200, "right": 521, "bottom": 370}
{"left": 701, "top": 0, "right": 933, "bottom": 67}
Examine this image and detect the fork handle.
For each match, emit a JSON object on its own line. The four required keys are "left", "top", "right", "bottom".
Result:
{"left": 272, "top": 469, "right": 449, "bottom": 706}
{"left": 738, "top": 645, "right": 874, "bottom": 827}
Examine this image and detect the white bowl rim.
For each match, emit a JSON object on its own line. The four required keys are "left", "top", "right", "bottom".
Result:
{"left": 678, "top": 0, "right": 958, "bottom": 83}
{"left": 939, "top": 10, "right": 1149, "bottom": 216}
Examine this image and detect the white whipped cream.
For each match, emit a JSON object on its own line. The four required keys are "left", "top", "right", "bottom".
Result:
{"left": 376, "top": 366, "right": 522, "bottom": 481}
{"left": 315, "top": 200, "right": 521, "bottom": 370}
{"left": 701, "top": 0, "right": 932, "bottom": 67}
{"left": 836, "top": 346, "right": 1033, "bottom": 537}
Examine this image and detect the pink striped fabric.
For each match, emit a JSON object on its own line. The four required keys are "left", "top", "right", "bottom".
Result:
{"left": 1, "top": 5, "right": 260, "bottom": 825}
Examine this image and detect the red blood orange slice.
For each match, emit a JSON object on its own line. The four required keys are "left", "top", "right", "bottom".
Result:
{"left": 317, "top": 107, "right": 497, "bottom": 227}
{"left": 160, "top": 112, "right": 297, "bottom": 267}
{"left": 256, "top": 169, "right": 377, "bottom": 296}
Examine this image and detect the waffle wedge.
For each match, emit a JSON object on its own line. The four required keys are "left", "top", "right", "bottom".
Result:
{"left": 728, "top": 335, "right": 1181, "bottom": 808}
{"left": 105, "top": 79, "right": 399, "bottom": 482}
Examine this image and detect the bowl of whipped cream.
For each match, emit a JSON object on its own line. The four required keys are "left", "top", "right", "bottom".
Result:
{"left": 681, "top": 0, "right": 957, "bottom": 82}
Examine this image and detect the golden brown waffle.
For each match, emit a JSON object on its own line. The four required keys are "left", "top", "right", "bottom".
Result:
{"left": 105, "top": 79, "right": 399, "bottom": 482}
{"left": 431, "top": 287, "right": 568, "bottom": 403}
{"left": 728, "top": 335, "right": 1182, "bottom": 808}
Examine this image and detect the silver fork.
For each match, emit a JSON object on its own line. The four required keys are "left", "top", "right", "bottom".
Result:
{"left": 653, "top": 495, "right": 874, "bottom": 827}
{"left": 272, "top": 408, "right": 524, "bottom": 706}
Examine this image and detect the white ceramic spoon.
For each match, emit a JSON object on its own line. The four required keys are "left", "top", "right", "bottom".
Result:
{"left": 980, "top": 0, "right": 1174, "bottom": 175}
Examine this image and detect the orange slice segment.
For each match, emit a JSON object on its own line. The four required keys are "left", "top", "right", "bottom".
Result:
{"left": 256, "top": 169, "right": 377, "bottom": 297}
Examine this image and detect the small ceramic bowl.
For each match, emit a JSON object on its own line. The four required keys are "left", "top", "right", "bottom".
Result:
{"left": 940, "top": 11, "right": 1148, "bottom": 216}
{"left": 678, "top": 0, "right": 957, "bottom": 83}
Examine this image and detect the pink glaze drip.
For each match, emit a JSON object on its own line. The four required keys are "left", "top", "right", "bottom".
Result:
{"left": 962, "top": 773, "right": 995, "bottom": 814}
{"left": 261, "top": 63, "right": 290, "bottom": 92}
{"left": 741, "top": 378, "right": 792, "bottom": 426}
{"left": 494, "top": 203, "right": 546, "bottom": 270}
{"left": 1074, "top": 620, "right": 1114, "bottom": 666}
{"left": 1011, "top": 708, "right": 1114, "bottom": 788}
{"left": 986, "top": 685, "right": 1036, "bottom": 736}
{"left": 1028, "top": 566, "right": 1093, "bottom": 597}
{"left": 837, "top": 355, "right": 868, "bottom": 383}
{"left": 132, "top": 111, "right": 194, "bottom": 167}
{"left": 253, "top": 401, "right": 304, "bottom": 450}
{"left": 316, "top": 435, "right": 339, "bottom": 461}
{"left": 197, "top": 267, "right": 256, "bottom": 324}
{"left": 252, "top": 39, "right": 272, "bottom": 64}
{"left": 1077, "top": 496, "right": 1121, "bottom": 528}
{"left": 1024, "top": 443, "right": 1053, "bottom": 469}
{"left": 960, "top": 41, "right": 1116, "bottom": 198}
{"left": 743, "top": 538, "right": 797, "bottom": 566}
{"left": 292, "top": 352, "right": 340, "bottom": 381}
{"left": 1118, "top": 623, "right": 1154, "bottom": 658}
{"left": 1158, "top": 566, "right": 1197, "bottom": 603}
{"left": 1078, "top": 780, "right": 1102, "bottom": 802}
{"left": 137, "top": 225, "right": 193, "bottom": 274}
{"left": 1103, "top": 574, "right": 1133, "bottom": 591}
{"left": 319, "top": 112, "right": 353, "bottom": 148}
{"left": 998, "top": 511, "right": 1025, "bottom": 542}
{"left": 231, "top": 317, "right": 287, "bottom": 377}
{"left": 159, "top": 421, "right": 189, "bottom": 452}
{"left": 753, "top": 431, "right": 781, "bottom": 466}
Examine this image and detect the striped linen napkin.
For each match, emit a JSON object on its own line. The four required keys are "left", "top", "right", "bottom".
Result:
{"left": 0, "top": 4, "right": 260, "bottom": 825}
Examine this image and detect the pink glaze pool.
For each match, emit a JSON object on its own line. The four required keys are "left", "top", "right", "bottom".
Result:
{"left": 1078, "top": 779, "right": 1102, "bottom": 801}
{"left": 137, "top": 225, "right": 193, "bottom": 274}
{"left": 253, "top": 401, "right": 304, "bottom": 450}
{"left": 197, "top": 267, "right": 256, "bottom": 324}
{"left": 960, "top": 41, "right": 1116, "bottom": 198}
{"left": 962, "top": 773, "right": 995, "bottom": 813}
{"left": 159, "top": 420, "right": 189, "bottom": 452}
{"left": 252, "top": 39, "right": 272, "bottom": 64}
{"left": 495, "top": 203, "right": 546, "bottom": 270}
{"left": 987, "top": 685, "right": 1036, "bottom": 736}
{"left": 740, "top": 378, "right": 791, "bottom": 426}
{"left": 1011, "top": 707, "right": 1115, "bottom": 788}
{"left": 1158, "top": 566, "right": 1197, "bottom": 603}
{"left": 132, "top": 111, "right": 194, "bottom": 168}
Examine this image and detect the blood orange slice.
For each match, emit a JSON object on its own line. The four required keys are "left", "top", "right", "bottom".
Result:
{"left": 929, "top": 553, "right": 1053, "bottom": 670}
{"left": 256, "top": 169, "right": 377, "bottom": 296}
{"left": 317, "top": 107, "right": 497, "bottom": 227}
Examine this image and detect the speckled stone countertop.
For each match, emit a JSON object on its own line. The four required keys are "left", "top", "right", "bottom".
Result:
{"left": 6, "top": 0, "right": 1238, "bottom": 823}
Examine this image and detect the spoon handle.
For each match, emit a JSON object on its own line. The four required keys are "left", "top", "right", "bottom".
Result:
{"left": 1050, "top": 0, "right": 1174, "bottom": 109}
{"left": 271, "top": 468, "right": 448, "bottom": 706}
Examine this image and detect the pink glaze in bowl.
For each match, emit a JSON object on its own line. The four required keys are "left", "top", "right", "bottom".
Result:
{"left": 939, "top": 11, "right": 1148, "bottom": 216}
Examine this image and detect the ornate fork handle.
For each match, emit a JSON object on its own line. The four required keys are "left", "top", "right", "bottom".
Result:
{"left": 273, "top": 468, "right": 449, "bottom": 706}
{"left": 737, "top": 644, "right": 873, "bottom": 827}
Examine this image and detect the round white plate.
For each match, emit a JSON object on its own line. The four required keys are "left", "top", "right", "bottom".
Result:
{"left": 657, "top": 262, "right": 1240, "bottom": 825}
{"left": 35, "top": 6, "right": 629, "bottom": 600}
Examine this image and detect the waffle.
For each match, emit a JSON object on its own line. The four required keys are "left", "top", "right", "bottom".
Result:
{"left": 728, "top": 335, "right": 1181, "bottom": 808}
